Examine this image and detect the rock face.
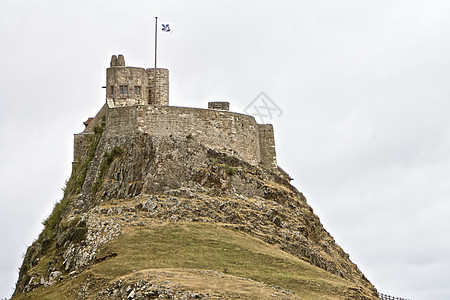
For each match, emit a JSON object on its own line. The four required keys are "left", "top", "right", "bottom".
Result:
{"left": 12, "top": 68, "right": 379, "bottom": 298}
{"left": 96, "top": 269, "right": 300, "bottom": 299}
{"left": 12, "top": 122, "right": 379, "bottom": 299}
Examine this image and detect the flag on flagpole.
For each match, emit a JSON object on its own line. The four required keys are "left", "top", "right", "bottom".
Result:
{"left": 161, "top": 23, "right": 173, "bottom": 33}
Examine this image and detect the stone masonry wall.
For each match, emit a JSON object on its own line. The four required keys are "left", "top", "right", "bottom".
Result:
{"left": 84, "top": 104, "right": 108, "bottom": 133}
{"left": 106, "top": 67, "right": 148, "bottom": 107}
{"left": 258, "top": 124, "right": 277, "bottom": 169}
{"left": 73, "top": 104, "right": 108, "bottom": 162}
{"left": 208, "top": 101, "right": 230, "bottom": 111}
{"left": 106, "top": 67, "right": 169, "bottom": 107}
{"left": 105, "top": 106, "right": 262, "bottom": 166}
{"left": 147, "top": 68, "right": 169, "bottom": 106}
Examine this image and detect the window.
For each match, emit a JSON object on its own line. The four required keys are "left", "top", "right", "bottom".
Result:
{"left": 134, "top": 86, "right": 141, "bottom": 96}
{"left": 110, "top": 86, "right": 114, "bottom": 96}
{"left": 119, "top": 85, "right": 128, "bottom": 97}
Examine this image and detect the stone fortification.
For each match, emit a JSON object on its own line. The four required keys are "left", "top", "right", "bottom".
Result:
{"left": 107, "top": 106, "right": 265, "bottom": 166}
{"left": 75, "top": 105, "right": 277, "bottom": 170}
{"left": 106, "top": 54, "right": 169, "bottom": 107}
{"left": 75, "top": 54, "right": 278, "bottom": 172}
{"left": 208, "top": 101, "right": 230, "bottom": 111}
{"left": 258, "top": 124, "right": 277, "bottom": 169}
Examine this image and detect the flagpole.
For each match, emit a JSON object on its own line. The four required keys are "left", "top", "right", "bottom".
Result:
{"left": 153, "top": 15, "right": 158, "bottom": 104}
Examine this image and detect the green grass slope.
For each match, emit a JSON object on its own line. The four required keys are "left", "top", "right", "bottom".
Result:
{"left": 13, "top": 222, "right": 372, "bottom": 299}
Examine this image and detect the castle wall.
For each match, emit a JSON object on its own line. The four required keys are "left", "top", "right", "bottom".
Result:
{"left": 146, "top": 68, "right": 169, "bottom": 106}
{"left": 73, "top": 104, "right": 108, "bottom": 162}
{"left": 74, "top": 55, "right": 279, "bottom": 171}
{"left": 106, "top": 66, "right": 169, "bottom": 108}
{"left": 258, "top": 124, "right": 277, "bottom": 169}
{"left": 84, "top": 104, "right": 108, "bottom": 133}
{"left": 106, "top": 67, "right": 148, "bottom": 107}
{"left": 105, "top": 106, "right": 262, "bottom": 165}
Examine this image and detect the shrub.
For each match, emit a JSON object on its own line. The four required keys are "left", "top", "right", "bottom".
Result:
{"left": 225, "top": 165, "right": 237, "bottom": 176}
{"left": 64, "top": 123, "right": 105, "bottom": 197}
{"left": 41, "top": 196, "right": 74, "bottom": 239}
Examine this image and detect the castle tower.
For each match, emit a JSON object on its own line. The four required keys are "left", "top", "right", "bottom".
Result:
{"left": 106, "top": 54, "right": 169, "bottom": 107}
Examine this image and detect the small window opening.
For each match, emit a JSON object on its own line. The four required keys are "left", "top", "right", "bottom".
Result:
{"left": 134, "top": 86, "right": 141, "bottom": 96}
{"left": 119, "top": 85, "right": 128, "bottom": 97}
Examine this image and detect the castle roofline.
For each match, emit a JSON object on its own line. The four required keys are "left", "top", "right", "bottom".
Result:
{"left": 107, "top": 65, "right": 169, "bottom": 71}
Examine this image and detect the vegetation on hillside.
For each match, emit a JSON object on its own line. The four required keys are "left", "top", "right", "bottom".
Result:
{"left": 16, "top": 123, "right": 106, "bottom": 292}
{"left": 13, "top": 223, "right": 367, "bottom": 300}
{"left": 13, "top": 126, "right": 378, "bottom": 299}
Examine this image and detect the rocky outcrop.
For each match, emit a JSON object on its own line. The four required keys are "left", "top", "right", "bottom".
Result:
{"left": 13, "top": 122, "right": 378, "bottom": 299}
{"left": 97, "top": 269, "right": 299, "bottom": 299}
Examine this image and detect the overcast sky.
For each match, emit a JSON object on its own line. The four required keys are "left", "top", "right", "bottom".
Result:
{"left": 1, "top": 1, "right": 450, "bottom": 299}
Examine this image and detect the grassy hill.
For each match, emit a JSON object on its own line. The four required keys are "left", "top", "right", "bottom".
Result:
{"left": 13, "top": 220, "right": 372, "bottom": 299}
{"left": 12, "top": 128, "right": 378, "bottom": 299}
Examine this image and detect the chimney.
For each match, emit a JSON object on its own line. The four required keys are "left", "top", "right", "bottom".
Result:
{"left": 208, "top": 101, "right": 230, "bottom": 111}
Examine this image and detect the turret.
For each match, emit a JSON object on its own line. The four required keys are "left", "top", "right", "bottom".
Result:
{"left": 106, "top": 54, "right": 169, "bottom": 107}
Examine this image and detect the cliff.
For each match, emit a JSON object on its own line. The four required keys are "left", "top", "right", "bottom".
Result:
{"left": 12, "top": 55, "right": 378, "bottom": 299}
{"left": 12, "top": 105, "right": 379, "bottom": 299}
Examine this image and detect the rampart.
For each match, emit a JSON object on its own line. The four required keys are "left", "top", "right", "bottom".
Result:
{"left": 108, "top": 105, "right": 263, "bottom": 165}
{"left": 74, "top": 104, "right": 277, "bottom": 169}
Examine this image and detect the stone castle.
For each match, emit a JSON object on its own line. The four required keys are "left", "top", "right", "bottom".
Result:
{"left": 74, "top": 54, "right": 279, "bottom": 172}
